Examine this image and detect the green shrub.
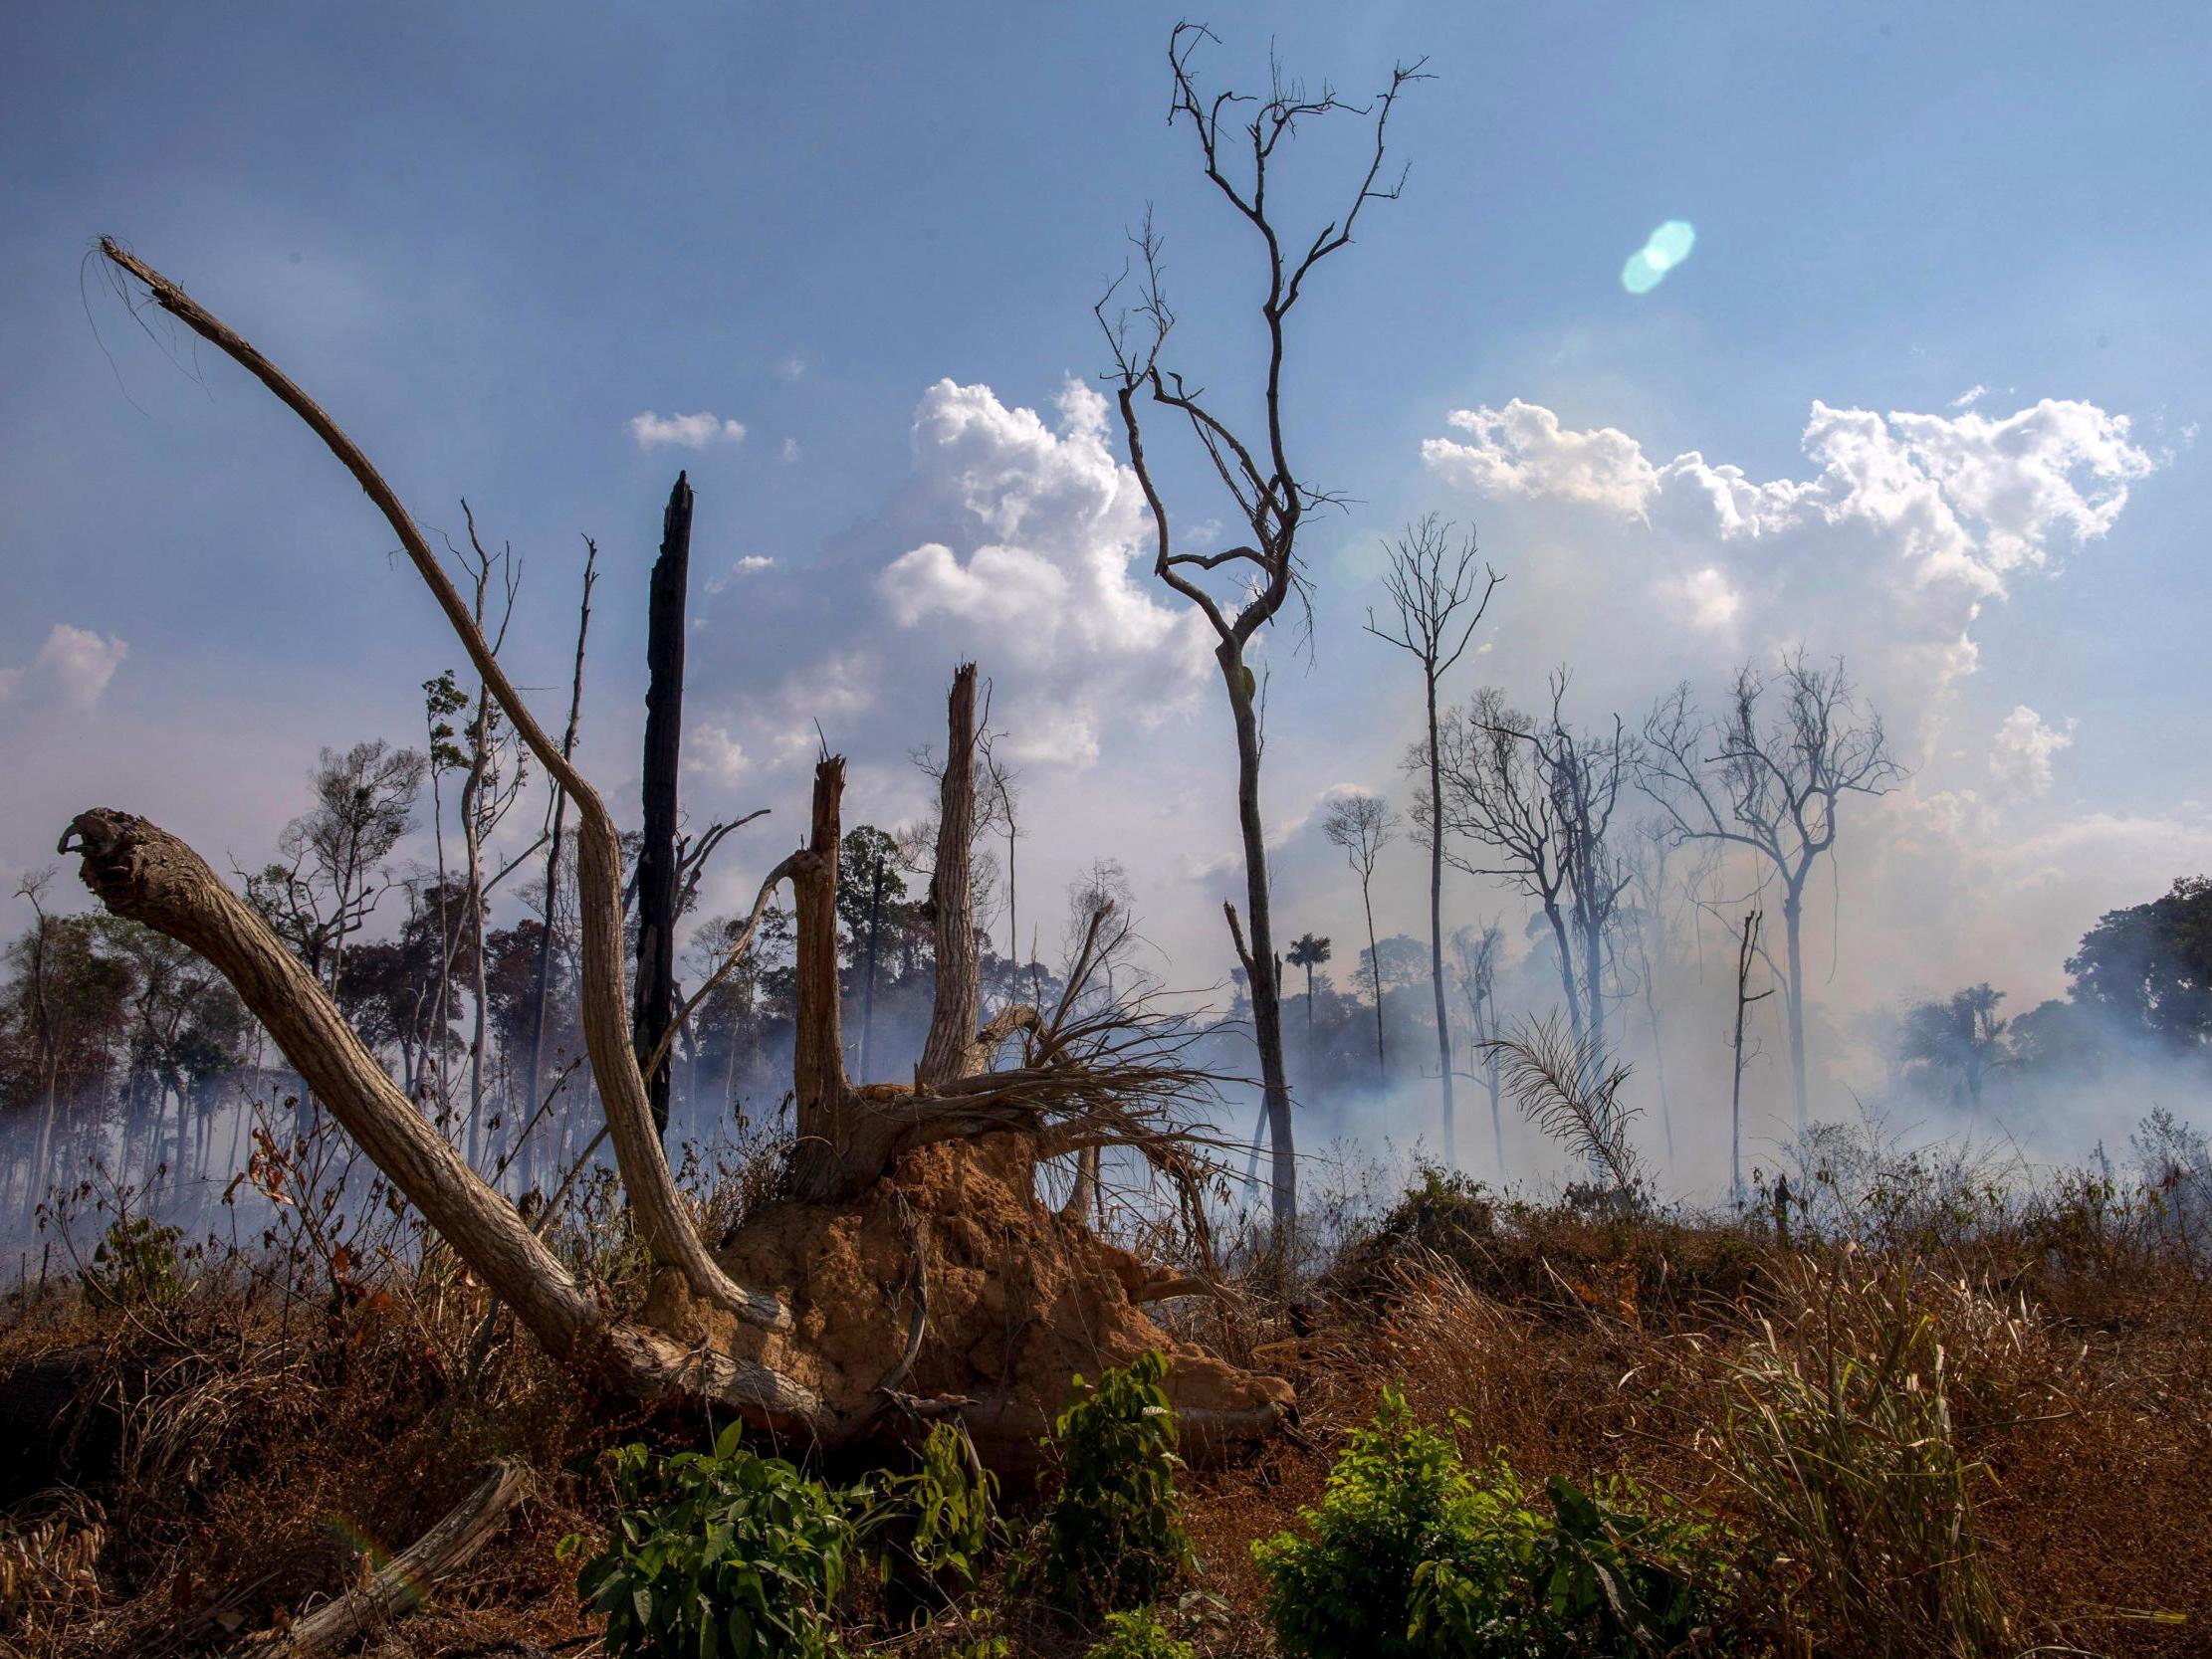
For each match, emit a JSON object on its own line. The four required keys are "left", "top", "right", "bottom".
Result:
{"left": 1026, "top": 1351, "right": 1194, "bottom": 1620}
{"left": 1082, "top": 1606, "right": 1195, "bottom": 1659}
{"left": 1414, "top": 1473, "right": 1736, "bottom": 1656}
{"left": 81, "top": 1214, "right": 183, "bottom": 1309}
{"left": 1255, "top": 1389, "right": 1738, "bottom": 1658}
{"left": 563, "top": 1425, "right": 877, "bottom": 1659}
{"left": 1253, "top": 1389, "right": 1532, "bottom": 1658}
{"left": 886, "top": 1421, "right": 1000, "bottom": 1588}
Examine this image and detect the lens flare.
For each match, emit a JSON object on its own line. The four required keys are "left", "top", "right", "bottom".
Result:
{"left": 1622, "top": 220, "right": 1697, "bottom": 294}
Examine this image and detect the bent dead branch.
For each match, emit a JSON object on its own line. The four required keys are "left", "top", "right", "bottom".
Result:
{"left": 98, "top": 238, "right": 782, "bottom": 1335}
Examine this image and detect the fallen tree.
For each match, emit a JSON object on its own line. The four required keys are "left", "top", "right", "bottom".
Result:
{"left": 67, "top": 241, "right": 1290, "bottom": 1466}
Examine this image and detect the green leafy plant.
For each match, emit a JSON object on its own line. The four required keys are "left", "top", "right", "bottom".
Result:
{"left": 80, "top": 1214, "right": 183, "bottom": 1309}
{"left": 1256, "top": 1390, "right": 1738, "bottom": 1658}
{"left": 886, "top": 1421, "right": 1000, "bottom": 1588}
{"left": 1414, "top": 1473, "right": 1735, "bottom": 1656}
{"left": 561, "top": 1425, "right": 878, "bottom": 1659}
{"left": 1081, "top": 1606, "right": 1196, "bottom": 1659}
{"left": 1254, "top": 1389, "right": 1536, "bottom": 1658}
{"left": 1025, "top": 1351, "right": 1194, "bottom": 1620}
{"left": 884, "top": 1424, "right": 999, "bottom": 1592}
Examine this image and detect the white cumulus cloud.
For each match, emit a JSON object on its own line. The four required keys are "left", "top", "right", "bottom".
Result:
{"left": 0, "top": 624, "right": 128, "bottom": 714}
{"left": 1988, "top": 706, "right": 2076, "bottom": 798}
{"left": 1422, "top": 394, "right": 2156, "bottom": 715}
{"left": 1422, "top": 401, "right": 1658, "bottom": 515}
{"left": 684, "top": 724, "right": 751, "bottom": 784}
{"left": 628, "top": 411, "right": 748, "bottom": 450}
{"left": 873, "top": 378, "right": 1211, "bottom": 764}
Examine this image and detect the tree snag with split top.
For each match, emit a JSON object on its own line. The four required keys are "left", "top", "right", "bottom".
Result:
{"left": 80, "top": 238, "right": 1290, "bottom": 1467}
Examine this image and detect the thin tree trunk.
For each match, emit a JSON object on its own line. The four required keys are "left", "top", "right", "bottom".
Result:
{"left": 1731, "top": 909, "right": 1763, "bottom": 1207}
{"left": 1424, "top": 678, "right": 1454, "bottom": 1165}
{"left": 1543, "top": 899, "right": 1584, "bottom": 1040}
{"left": 1486, "top": 1042, "right": 1504, "bottom": 1176}
{"left": 1581, "top": 908, "right": 1607, "bottom": 1058}
{"left": 525, "top": 541, "right": 596, "bottom": 1188}
{"left": 1223, "top": 654, "right": 1295, "bottom": 1234}
{"left": 858, "top": 856, "right": 884, "bottom": 1080}
{"left": 634, "top": 474, "right": 693, "bottom": 1138}
{"left": 1782, "top": 889, "right": 1808, "bottom": 1133}
{"left": 1360, "top": 880, "right": 1384, "bottom": 1079}
{"left": 462, "top": 682, "right": 492, "bottom": 1167}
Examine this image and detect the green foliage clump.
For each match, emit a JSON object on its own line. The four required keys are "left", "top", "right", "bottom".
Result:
{"left": 1081, "top": 1606, "right": 1195, "bottom": 1659}
{"left": 563, "top": 1425, "right": 877, "bottom": 1659}
{"left": 1254, "top": 1389, "right": 1737, "bottom": 1658}
{"left": 886, "top": 1421, "right": 1000, "bottom": 1588}
{"left": 81, "top": 1214, "right": 183, "bottom": 1309}
{"left": 1026, "top": 1351, "right": 1195, "bottom": 1620}
{"left": 1413, "top": 1472, "right": 1736, "bottom": 1656}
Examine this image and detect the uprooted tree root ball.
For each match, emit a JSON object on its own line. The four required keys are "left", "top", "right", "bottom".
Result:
{"left": 661, "top": 1141, "right": 1290, "bottom": 1471}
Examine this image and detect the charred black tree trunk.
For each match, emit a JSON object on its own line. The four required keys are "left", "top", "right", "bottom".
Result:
{"left": 633, "top": 473, "right": 692, "bottom": 1137}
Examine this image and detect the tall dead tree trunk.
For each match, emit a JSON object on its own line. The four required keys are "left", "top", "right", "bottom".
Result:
{"left": 634, "top": 475, "right": 692, "bottom": 1138}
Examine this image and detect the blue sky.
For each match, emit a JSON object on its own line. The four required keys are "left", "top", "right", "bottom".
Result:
{"left": 4, "top": 2, "right": 2207, "bottom": 1166}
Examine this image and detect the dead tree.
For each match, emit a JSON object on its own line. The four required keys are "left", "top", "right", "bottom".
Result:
{"left": 1367, "top": 517, "right": 1500, "bottom": 1165}
{"left": 1449, "top": 922, "right": 1506, "bottom": 1175}
{"left": 450, "top": 510, "right": 538, "bottom": 1165}
{"left": 1729, "top": 909, "right": 1775, "bottom": 1207}
{"left": 633, "top": 475, "right": 693, "bottom": 1137}
{"left": 1096, "top": 25, "right": 1427, "bottom": 1235}
{"left": 1435, "top": 688, "right": 1579, "bottom": 1034}
{"left": 1530, "top": 678, "right": 1635, "bottom": 1063}
{"left": 75, "top": 241, "right": 1285, "bottom": 1464}
{"left": 522, "top": 536, "right": 597, "bottom": 1186}
{"left": 1437, "top": 677, "right": 1632, "bottom": 1088}
{"left": 1321, "top": 795, "right": 1396, "bottom": 1081}
{"left": 1643, "top": 652, "right": 1903, "bottom": 1130}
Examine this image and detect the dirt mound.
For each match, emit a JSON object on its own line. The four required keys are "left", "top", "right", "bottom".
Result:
{"left": 643, "top": 1138, "right": 1290, "bottom": 1470}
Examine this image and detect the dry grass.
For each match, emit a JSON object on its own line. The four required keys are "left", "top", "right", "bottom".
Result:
{"left": 3, "top": 1151, "right": 2206, "bottom": 1658}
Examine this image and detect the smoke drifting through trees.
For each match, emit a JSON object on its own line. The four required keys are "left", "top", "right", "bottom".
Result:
{"left": 0, "top": 34, "right": 2198, "bottom": 1287}
{"left": 1642, "top": 652, "right": 1903, "bottom": 1134}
